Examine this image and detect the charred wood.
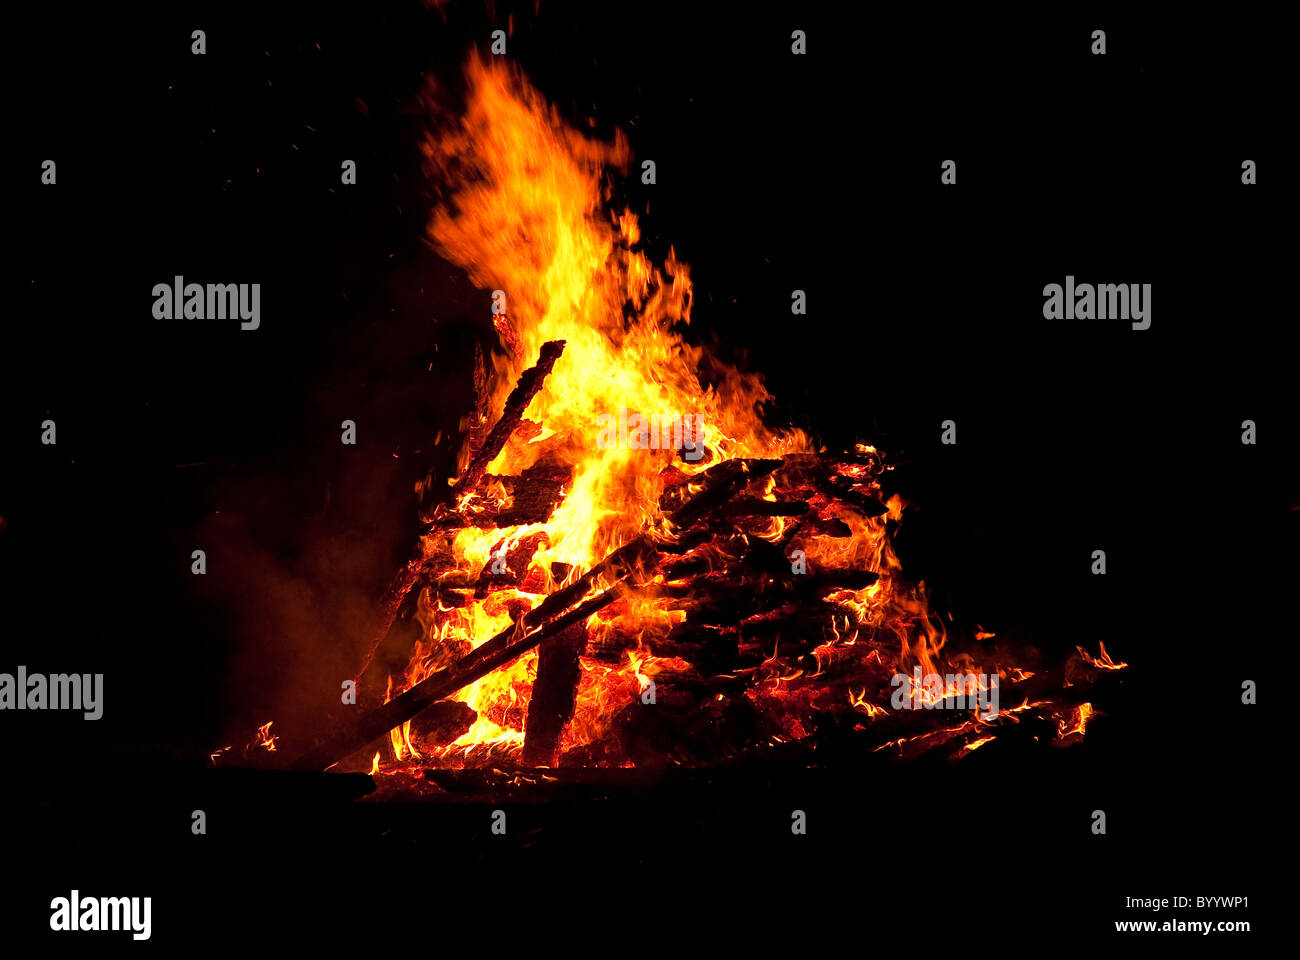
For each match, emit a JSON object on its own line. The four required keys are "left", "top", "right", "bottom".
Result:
{"left": 446, "top": 339, "right": 566, "bottom": 504}
{"left": 521, "top": 621, "right": 589, "bottom": 766}
{"left": 292, "top": 539, "right": 658, "bottom": 771}
{"left": 660, "top": 458, "right": 783, "bottom": 527}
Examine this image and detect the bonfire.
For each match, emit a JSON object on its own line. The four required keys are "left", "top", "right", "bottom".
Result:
{"left": 272, "top": 53, "right": 1125, "bottom": 782}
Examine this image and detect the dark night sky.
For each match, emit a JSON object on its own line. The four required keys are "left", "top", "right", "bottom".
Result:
{"left": 2, "top": 2, "right": 1290, "bottom": 946}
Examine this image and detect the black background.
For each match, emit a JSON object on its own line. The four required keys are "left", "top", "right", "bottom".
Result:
{"left": 3, "top": 1, "right": 1291, "bottom": 947}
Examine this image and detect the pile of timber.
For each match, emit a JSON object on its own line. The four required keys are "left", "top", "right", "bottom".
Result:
{"left": 292, "top": 341, "right": 1112, "bottom": 774}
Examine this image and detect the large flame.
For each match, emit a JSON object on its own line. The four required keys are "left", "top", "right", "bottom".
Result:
{"left": 366, "top": 53, "right": 1058, "bottom": 770}
{"left": 422, "top": 53, "right": 804, "bottom": 557}
{"left": 398, "top": 53, "right": 822, "bottom": 762}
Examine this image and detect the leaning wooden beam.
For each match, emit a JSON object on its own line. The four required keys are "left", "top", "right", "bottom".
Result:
{"left": 447, "top": 339, "right": 566, "bottom": 503}
{"left": 293, "top": 538, "right": 658, "bottom": 772}
{"left": 468, "top": 536, "right": 656, "bottom": 664}
{"left": 352, "top": 339, "right": 568, "bottom": 682}
{"left": 352, "top": 549, "right": 426, "bottom": 685}
{"left": 662, "top": 458, "right": 783, "bottom": 528}
{"left": 293, "top": 582, "right": 629, "bottom": 772}
{"left": 520, "top": 619, "right": 588, "bottom": 766}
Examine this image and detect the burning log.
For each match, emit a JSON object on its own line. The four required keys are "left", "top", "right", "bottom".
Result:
{"left": 294, "top": 583, "right": 625, "bottom": 771}
{"left": 661, "top": 458, "right": 783, "bottom": 528}
{"left": 511, "top": 537, "right": 658, "bottom": 632}
{"left": 736, "top": 605, "right": 861, "bottom": 645}
{"left": 293, "top": 537, "right": 659, "bottom": 771}
{"left": 661, "top": 570, "right": 879, "bottom": 616}
{"left": 656, "top": 527, "right": 715, "bottom": 556}
{"left": 652, "top": 625, "right": 741, "bottom": 675}
{"left": 410, "top": 700, "right": 477, "bottom": 746}
{"left": 660, "top": 536, "right": 790, "bottom": 581}
{"left": 353, "top": 551, "right": 427, "bottom": 684}
{"left": 444, "top": 339, "right": 566, "bottom": 505}
{"left": 784, "top": 515, "right": 853, "bottom": 539}
{"left": 454, "top": 462, "right": 573, "bottom": 531}
{"left": 718, "top": 497, "right": 809, "bottom": 519}
{"left": 353, "top": 340, "right": 568, "bottom": 682}
{"left": 826, "top": 487, "right": 888, "bottom": 519}
{"left": 475, "top": 531, "right": 549, "bottom": 591}
{"left": 851, "top": 667, "right": 1128, "bottom": 760}
{"left": 521, "top": 620, "right": 588, "bottom": 766}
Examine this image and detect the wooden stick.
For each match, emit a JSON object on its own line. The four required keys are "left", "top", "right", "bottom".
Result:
{"left": 292, "top": 539, "right": 658, "bottom": 772}
{"left": 352, "top": 340, "right": 567, "bottom": 682}
{"left": 521, "top": 619, "right": 588, "bottom": 766}
{"left": 447, "top": 339, "right": 566, "bottom": 502}
{"left": 663, "top": 458, "right": 783, "bottom": 528}
{"left": 293, "top": 584, "right": 627, "bottom": 771}
{"left": 352, "top": 550, "right": 426, "bottom": 684}
{"left": 456, "top": 535, "right": 656, "bottom": 668}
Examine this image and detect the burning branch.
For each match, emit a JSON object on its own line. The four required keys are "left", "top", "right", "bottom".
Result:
{"left": 443, "top": 338, "right": 566, "bottom": 507}
{"left": 352, "top": 340, "right": 568, "bottom": 684}
{"left": 293, "top": 537, "right": 659, "bottom": 771}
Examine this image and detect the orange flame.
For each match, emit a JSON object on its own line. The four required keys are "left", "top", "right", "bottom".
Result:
{"left": 366, "top": 53, "right": 1101, "bottom": 768}
{"left": 249, "top": 721, "right": 278, "bottom": 753}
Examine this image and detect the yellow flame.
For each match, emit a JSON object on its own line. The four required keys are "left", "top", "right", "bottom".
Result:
{"left": 372, "top": 53, "right": 1068, "bottom": 766}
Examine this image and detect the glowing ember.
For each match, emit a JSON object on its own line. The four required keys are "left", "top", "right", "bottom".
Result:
{"left": 249, "top": 721, "right": 278, "bottom": 753}
{"left": 1076, "top": 642, "right": 1128, "bottom": 671}
{"left": 1056, "top": 703, "right": 1098, "bottom": 740}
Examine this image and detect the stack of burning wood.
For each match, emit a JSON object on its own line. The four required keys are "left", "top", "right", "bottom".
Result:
{"left": 292, "top": 341, "right": 1124, "bottom": 775}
